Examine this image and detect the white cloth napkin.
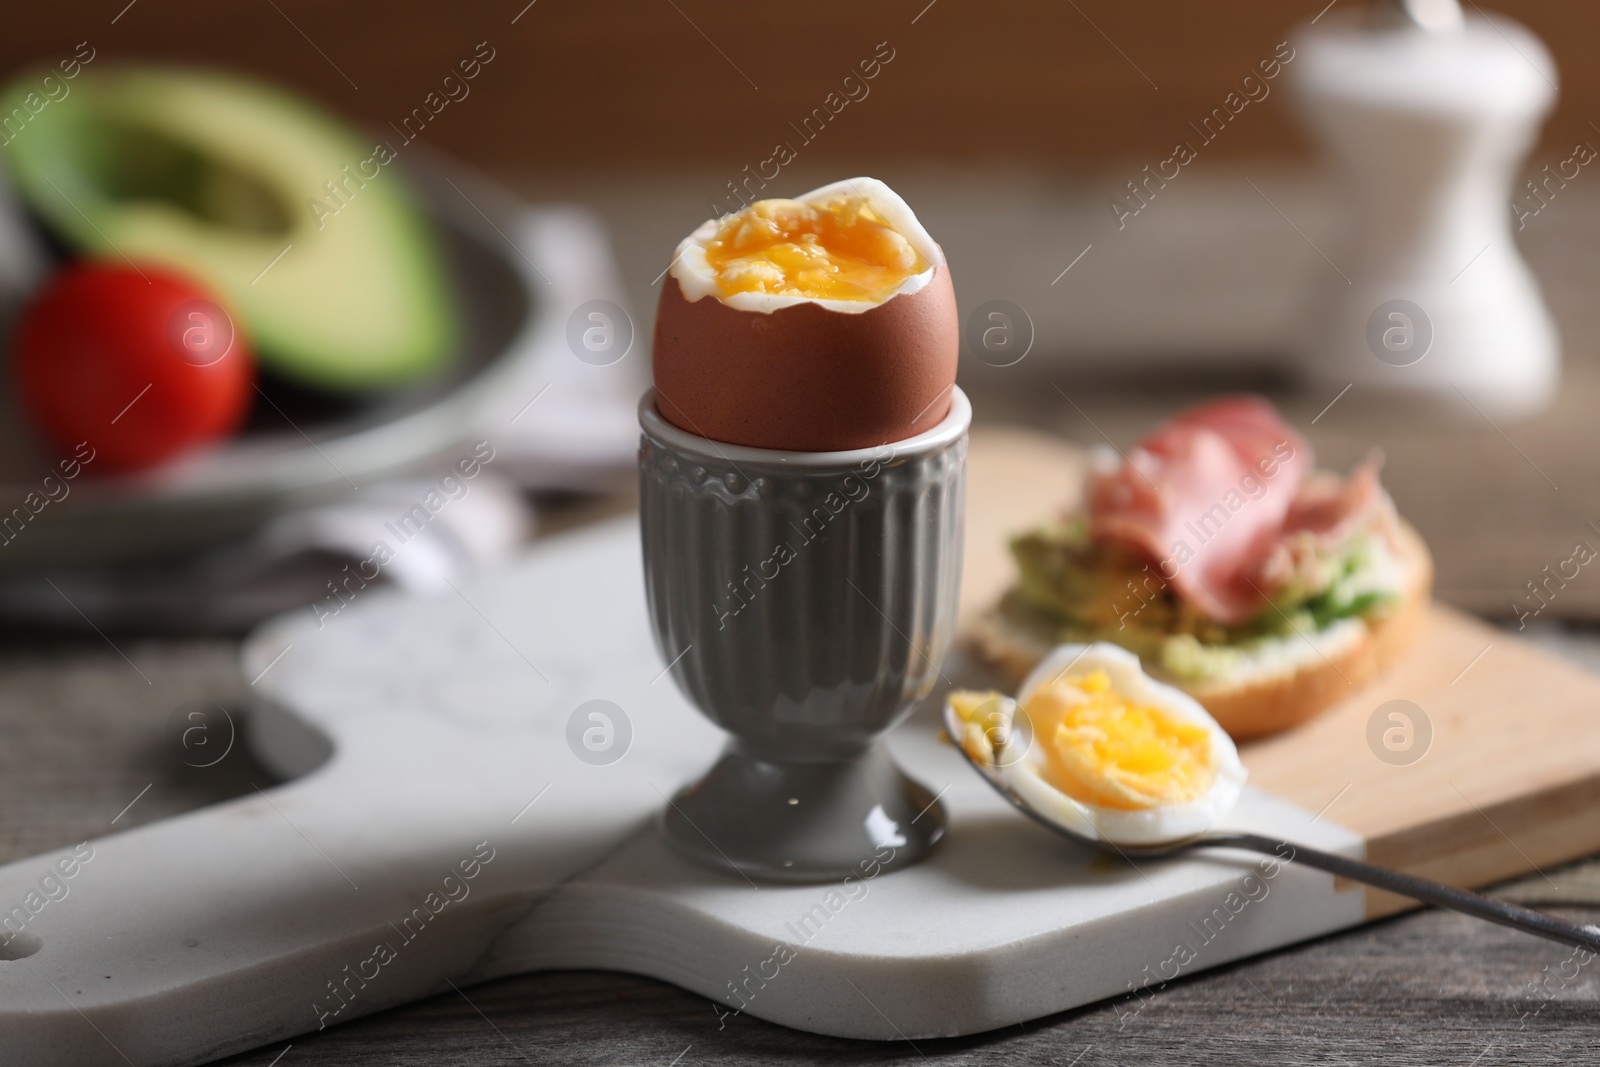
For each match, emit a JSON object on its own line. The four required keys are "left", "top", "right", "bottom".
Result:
{"left": 486, "top": 206, "right": 647, "bottom": 492}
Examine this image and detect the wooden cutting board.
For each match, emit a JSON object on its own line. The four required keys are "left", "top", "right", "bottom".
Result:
{"left": 963, "top": 426, "right": 1600, "bottom": 919}
{"left": 4, "top": 426, "right": 1598, "bottom": 1066}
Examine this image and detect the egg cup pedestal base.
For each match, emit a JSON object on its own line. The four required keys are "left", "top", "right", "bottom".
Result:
{"left": 661, "top": 742, "right": 945, "bottom": 884}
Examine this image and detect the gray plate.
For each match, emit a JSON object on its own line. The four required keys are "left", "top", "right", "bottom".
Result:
{"left": 0, "top": 156, "right": 540, "bottom": 571}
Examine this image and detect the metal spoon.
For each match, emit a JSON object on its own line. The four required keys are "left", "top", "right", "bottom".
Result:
{"left": 940, "top": 700, "right": 1600, "bottom": 954}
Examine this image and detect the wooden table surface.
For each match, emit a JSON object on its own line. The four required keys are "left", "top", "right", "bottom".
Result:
{"left": 6, "top": 621, "right": 1600, "bottom": 1067}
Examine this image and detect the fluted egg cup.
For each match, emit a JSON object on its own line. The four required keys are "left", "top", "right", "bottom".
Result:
{"left": 639, "top": 387, "right": 969, "bottom": 883}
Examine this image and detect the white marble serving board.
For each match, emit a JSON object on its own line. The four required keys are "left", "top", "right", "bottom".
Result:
{"left": 0, "top": 518, "right": 1364, "bottom": 1066}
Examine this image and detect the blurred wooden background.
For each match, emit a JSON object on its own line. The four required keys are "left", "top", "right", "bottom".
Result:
{"left": 5, "top": 0, "right": 1599, "bottom": 624}
{"left": 1, "top": 0, "right": 1593, "bottom": 179}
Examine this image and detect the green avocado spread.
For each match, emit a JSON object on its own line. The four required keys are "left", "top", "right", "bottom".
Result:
{"left": 1007, "top": 515, "right": 1397, "bottom": 684}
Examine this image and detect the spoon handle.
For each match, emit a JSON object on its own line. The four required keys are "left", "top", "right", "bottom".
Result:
{"left": 1199, "top": 832, "right": 1600, "bottom": 953}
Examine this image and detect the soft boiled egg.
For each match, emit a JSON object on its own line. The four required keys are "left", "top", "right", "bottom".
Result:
{"left": 948, "top": 643, "right": 1247, "bottom": 846}
{"left": 652, "top": 177, "right": 958, "bottom": 452}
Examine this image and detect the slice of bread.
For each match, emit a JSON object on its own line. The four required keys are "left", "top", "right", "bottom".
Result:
{"left": 968, "top": 519, "right": 1434, "bottom": 741}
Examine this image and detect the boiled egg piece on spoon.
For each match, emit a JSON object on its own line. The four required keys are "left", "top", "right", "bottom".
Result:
{"left": 948, "top": 647, "right": 1600, "bottom": 961}
{"left": 948, "top": 643, "right": 1247, "bottom": 846}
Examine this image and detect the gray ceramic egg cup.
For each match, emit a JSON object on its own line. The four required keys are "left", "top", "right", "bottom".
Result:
{"left": 639, "top": 387, "right": 970, "bottom": 883}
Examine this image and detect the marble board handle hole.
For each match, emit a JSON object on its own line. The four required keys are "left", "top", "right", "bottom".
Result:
{"left": 0, "top": 932, "right": 43, "bottom": 961}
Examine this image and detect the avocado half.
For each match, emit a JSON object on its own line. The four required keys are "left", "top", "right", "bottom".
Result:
{"left": 0, "top": 66, "right": 457, "bottom": 392}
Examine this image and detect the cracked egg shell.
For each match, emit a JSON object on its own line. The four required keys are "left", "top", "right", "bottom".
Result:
{"left": 651, "top": 177, "right": 958, "bottom": 452}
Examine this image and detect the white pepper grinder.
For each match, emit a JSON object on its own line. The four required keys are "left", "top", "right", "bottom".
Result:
{"left": 1288, "top": 0, "right": 1559, "bottom": 418}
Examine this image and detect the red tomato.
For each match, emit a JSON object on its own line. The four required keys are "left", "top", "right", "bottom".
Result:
{"left": 12, "top": 263, "right": 255, "bottom": 474}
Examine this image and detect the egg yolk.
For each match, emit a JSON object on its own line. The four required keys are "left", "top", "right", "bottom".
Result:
{"left": 948, "top": 689, "right": 1013, "bottom": 767}
{"left": 1023, "top": 670, "right": 1214, "bottom": 811}
{"left": 703, "top": 194, "right": 928, "bottom": 303}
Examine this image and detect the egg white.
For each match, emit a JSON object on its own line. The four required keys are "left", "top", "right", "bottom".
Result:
{"left": 669, "top": 177, "right": 945, "bottom": 315}
{"left": 986, "top": 642, "right": 1247, "bottom": 846}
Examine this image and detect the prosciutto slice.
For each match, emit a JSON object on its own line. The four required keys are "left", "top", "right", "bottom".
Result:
{"left": 1253, "top": 454, "right": 1388, "bottom": 594}
{"left": 1086, "top": 396, "right": 1324, "bottom": 624}
{"left": 1282, "top": 455, "right": 1382, "bottom": 539}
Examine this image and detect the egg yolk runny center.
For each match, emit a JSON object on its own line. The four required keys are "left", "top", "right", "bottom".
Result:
{"left": 704, "top": 194, "right": 929, "bottom": 303}
{"left": 1023, "top": 670, "right": 1214, "bottom": 811}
